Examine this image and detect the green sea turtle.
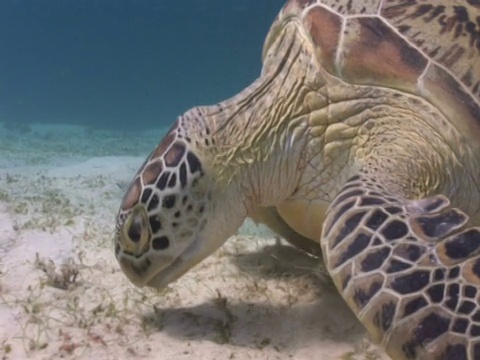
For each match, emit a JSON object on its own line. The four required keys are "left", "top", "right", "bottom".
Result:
{"left": 114, "top": 0, "right": 480, "bottom": 358}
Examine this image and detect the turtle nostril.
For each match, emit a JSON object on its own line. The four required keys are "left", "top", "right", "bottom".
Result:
{"left": 128, "top": 215, "right": 143, "bottom": 243}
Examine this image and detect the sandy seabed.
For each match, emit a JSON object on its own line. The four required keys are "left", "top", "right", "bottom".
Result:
{"left": 0, "top": 122, "right": 387, "bottom": 360}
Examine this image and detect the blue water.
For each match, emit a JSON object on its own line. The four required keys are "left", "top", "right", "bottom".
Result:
{"left": 0, "top": 0, "right": 284, "bottom": 131}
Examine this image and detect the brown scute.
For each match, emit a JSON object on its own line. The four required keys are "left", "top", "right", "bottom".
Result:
{"left": 291, "top": 0, "right": 317, "bottom": 7}
{"left": 283, "top": 0, "right": 317, "bottom": 14}
{"left": 305, "top": 6, "right": 342, "bottom": 75}
{"left": 142, "top": 160, "right": 163, "bottom": 185}
{"left": 164, "top": 142, "right": 186, "bottom": 167}
{"left": 421, "top": 64, "right": 480, "bottom": 134}
{"left": 382, "top": 1, "right": 480, "bottom": 103}
{"left": 121, "top": 177, "right": 142, "bottom": 210}
{"left": 340, "top": 17, "right": 428, "bottom": 92}
{"left": 152, "top": 132, "right": 176, "bottom": 159}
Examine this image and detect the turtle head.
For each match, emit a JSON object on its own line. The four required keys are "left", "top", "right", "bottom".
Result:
{"left": 114, "top": 111, "right": 246, "bottom": 289}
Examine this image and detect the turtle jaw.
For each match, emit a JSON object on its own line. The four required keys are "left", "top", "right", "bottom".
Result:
{"left": 118, "top": 230, "right": 229, "bottom": 289}
{"left": 144, "top": 233, "right": 210, "bottom": 289}
{"left": 117, "top": 233, "right": 205, "bottom": 288}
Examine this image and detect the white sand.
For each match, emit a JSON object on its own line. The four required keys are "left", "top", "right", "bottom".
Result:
{"left": 0, "top": 123, "right": 387, "bottom": 359}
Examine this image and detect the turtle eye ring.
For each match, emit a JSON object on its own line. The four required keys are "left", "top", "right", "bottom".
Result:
{"left": 120, "top": 205, "right": 151, "bottom": 255}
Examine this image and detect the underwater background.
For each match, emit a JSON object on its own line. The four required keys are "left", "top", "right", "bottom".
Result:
{"left": 0, "top": 2, "right": 389, "bottom": 359}
{"left": 0, "top": 0, "right": 284, "bottom": 131}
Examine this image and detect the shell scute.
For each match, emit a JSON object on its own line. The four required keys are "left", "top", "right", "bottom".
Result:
{"left": 339, "top": 17, "right": 428, "bottom": 92}
{"left": 304, "top": 6, "right": 343, "bottom": 74}
{"left": 381, "top": 0, "right": 480, "bottom": 103}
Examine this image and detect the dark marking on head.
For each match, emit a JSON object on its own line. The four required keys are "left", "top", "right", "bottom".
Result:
{"left": 152, "top": 236, "right": 170, "bottom": 250}
{"left": 147, "top": 194, "right": 160, "bottom": 212}
{"left": 353, "top": 281, "right": 382, "bottom": 309}
{"left": 381, "top": 220, "right": 409, "bottom": 241}
{"left": 386, "top": 259, "right": 412, "bottom": 273}
{"left": 427, "top": 284, "right": 445, "bottom": 303}
{"left": 164, "top": 142, "right": 186, "bottom": 167}
{"left": 179, "top": 163, "right": 188, "bottom": 188}
{"left": 156, "top": 172, "right": 170, "bottom": 191}
{"left": 141, "top": 188, "right": 153, "bottom": 204}
{"left": 187, "top": 151, "right": 203, "bottom": 174}
{"left": 373, "top": 301, "right": 396, "bottom": 331}
{"left": 403, "top": 296, "right": 428, "bottom": 317}
{"left": 149, "top": 215, "right": 162, "bottom": 233}
{"left": 331, "top": 211, "right": 366, "bottom": 249}
{"left": 391, "top": 270, "right": 430, "bottom": 294}
{"left": 416, "top": 209, "right": 467, "bottom": 238}
{"left": 443, "top": 229, "right": 480, "bottom": 260}
{"left": 335, "top": 232, "right": 371, "bottom": 268}
{"left": 168, "top": 173, "right": 177, "bottom": 188}
{"left": 162, "top": 195, "right": 176, "bottom": 209}
{"left": 365, "top": 209, "right": 389, "bottom": 230}
{"left": 361, "top": 247, "right": 391, "bottom": 272}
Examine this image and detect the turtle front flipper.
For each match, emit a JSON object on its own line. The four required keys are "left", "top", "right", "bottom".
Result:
{"left": 250, "top": 206, "right": 322, "bottom": 257}
{"left": 322, "top": 175, "right": 480, "bottom": 360}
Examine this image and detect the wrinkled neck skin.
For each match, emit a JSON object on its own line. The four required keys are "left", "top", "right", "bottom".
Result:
{"left": 180, "top": 18, "right": 480, "bottom": 233}
{"left": 183, "top": 21, "right": 324, "bottom": 218}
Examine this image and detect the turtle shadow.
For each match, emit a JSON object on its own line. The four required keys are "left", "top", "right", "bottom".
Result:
{"left": 141, "top": 242, "right": 368, "bottom": 351}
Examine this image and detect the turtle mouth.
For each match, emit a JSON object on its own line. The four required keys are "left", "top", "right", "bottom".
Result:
{"left": 118, "top": 235, "right": 203, "bottom": 289}
{"left": 145, "top": 235, "right": 204, "bottom": 289}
